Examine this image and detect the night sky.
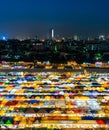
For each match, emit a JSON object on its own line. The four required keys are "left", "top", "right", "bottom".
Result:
{"left": 0, "top": 0, "right": 109, "bottom": 39}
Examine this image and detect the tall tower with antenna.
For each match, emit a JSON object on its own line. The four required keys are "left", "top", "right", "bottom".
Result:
{"left": 51, "top": 28, "right": 54, "bottom": 39}
{"left": 49, "top": 28, "right": 55, "bottom": 40}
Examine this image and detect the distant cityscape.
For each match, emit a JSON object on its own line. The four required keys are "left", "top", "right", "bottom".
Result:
{"left": 0, "top": 30, "right": 109, "bottom": 65}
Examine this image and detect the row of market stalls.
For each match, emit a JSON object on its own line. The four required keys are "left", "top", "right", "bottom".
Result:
{"left": 0, "top": 71, "right": 109, "bottom": 129}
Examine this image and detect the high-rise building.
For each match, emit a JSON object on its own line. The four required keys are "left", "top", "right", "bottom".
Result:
{"left": 49, "top": 28, "right": 55, "bottom": 40}
{"left": 51, "top": 28, "right": 54, "bottom": 39}
{"left": 74, "top": 35, "right": 79, "bottom": 41}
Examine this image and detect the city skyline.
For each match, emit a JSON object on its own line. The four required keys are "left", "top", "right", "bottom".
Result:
{"left": 0, "top": 0, "right": 109, "bottom": 39}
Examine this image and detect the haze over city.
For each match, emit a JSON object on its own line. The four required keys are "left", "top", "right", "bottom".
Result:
{"left": 0, "top": 0, "right": 109, "bottom": 39}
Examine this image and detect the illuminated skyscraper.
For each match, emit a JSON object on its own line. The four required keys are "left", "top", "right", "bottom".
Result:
{"left": 49, "top": 28, "right": 55, "bottom": 40}
{"left": 74, "top": 35, "right": 79, "bottom": 41}
{"left": 51, "top": 28, "right": 54, "bottom": 39}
